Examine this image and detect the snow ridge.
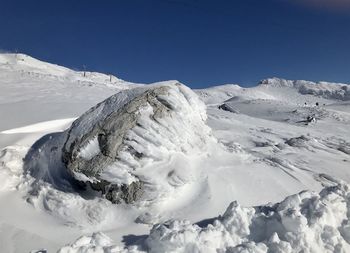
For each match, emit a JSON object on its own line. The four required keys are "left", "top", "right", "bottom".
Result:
{"left": 259, "top": 77, "right": 350, "bottom": 101}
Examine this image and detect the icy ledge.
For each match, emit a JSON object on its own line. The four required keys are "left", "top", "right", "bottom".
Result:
{"left": 57, "top": 180, "right": 350, "bottom": 253}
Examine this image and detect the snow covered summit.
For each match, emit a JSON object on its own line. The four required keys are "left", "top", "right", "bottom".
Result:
{"left": 0, "top": 53, "right": 139, "bottom": 134}
{"left": 0, "top": 53, "right": 124, "bottom": 84}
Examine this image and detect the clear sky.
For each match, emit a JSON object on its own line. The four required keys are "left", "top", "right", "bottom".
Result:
{"left": 1, "top": 0, "right": 350, "bottom": 88}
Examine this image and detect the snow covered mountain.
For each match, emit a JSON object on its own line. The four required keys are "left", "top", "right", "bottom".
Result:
{"left": 0, "top": 54, "right": 349, "bottom": 252}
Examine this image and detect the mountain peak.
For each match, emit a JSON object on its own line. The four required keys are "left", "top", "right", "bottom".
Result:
{"left": 0, "top": 53, "right": 125, "bottom": 85}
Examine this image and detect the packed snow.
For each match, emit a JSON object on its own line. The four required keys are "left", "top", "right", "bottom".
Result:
{"left": 0, "top": 54, "right": 350, "bottom": 253}
{"left": 57, "top": 179, "right": 350, "bottom": 253}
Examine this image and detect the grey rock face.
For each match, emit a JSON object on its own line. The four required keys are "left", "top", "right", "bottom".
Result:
{"left": 62, "top": 85, "right": 173, "bottom": 203}
{"left": 218, "top": 103, "right": 239, "bottom": 113}
{"left": 89, "top": 179, "right": 144, "bottom": 204}
{"left": 285, "top": 135, "right": 310, "bottom": 148}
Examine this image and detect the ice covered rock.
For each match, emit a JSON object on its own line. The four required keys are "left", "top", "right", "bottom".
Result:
{"left": 285, "top": 135, "right": 310, "bottom": 147}
{"left": 61, "top": 82, "right": 212, "bottom": 203}
{"left": 218, "top": 103, "right": 239, "bottom": 113}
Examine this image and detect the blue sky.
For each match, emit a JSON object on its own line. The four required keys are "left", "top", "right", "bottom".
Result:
{"left": 1, "top": 0, "right": 350, "bottom": 88}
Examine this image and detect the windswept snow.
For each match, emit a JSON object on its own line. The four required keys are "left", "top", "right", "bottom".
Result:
{"left": 0, "top": 54, "right": 350, "bottom": 252}
{"left": 58, "top": 180, "right": 350, "bottom": 253}
{"left": 0, "top": 53, "right": 137, "bottom": 134}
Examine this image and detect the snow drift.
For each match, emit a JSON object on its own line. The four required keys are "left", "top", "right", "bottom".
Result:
{"left": 58, "top": 180, "right": 350, "bottom": 253}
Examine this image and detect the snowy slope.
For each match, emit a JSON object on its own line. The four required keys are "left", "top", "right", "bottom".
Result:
{"left": 0, "top": 53, "right": 138, "bottom": 134}
{"left": 0, "top": 54, "right": 349, "bottom": 253}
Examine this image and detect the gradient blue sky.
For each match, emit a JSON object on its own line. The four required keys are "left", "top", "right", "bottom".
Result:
{"left": 1, "top": 0, "right": 350, "bottom": 88}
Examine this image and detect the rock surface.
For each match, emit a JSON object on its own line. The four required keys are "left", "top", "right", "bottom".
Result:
{"left": 218, "top": 103, "right": 239, "bottom": 113}
{"left": 61, "top": 82, "right": 211, "bottom": 203}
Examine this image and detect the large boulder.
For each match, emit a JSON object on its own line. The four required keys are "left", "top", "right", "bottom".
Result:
{"left": 62, "top": 82, "right": 212, "bottom": 203}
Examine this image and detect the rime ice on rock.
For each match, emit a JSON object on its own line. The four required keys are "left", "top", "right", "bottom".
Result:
{"left": 62, "top": 82, "right": 211, "bottom": 203}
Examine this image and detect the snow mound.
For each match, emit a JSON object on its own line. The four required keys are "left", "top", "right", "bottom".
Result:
{"left": 57, "top": 232, "right": 125, "bottom": 253}
{"left": 58, "top": 181, "right": 350, "bottom": 253}
{"left": 0, "top": 146, "right": 27, "bottom": 191}
{"left": 259, "top": 77, "right": 350, "bottom": 101}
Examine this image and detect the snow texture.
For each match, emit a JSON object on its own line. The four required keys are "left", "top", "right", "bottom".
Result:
{"left": 58, "top": 180, "right": 350, "bottom": 253}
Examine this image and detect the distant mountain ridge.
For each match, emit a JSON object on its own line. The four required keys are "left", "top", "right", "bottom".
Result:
{"left": 1, "top": 53, "right": 349, "bottom": 92}
{"left": 0, "top": 53, "right": 128, "bottom": 87}
{"left": 259, "top": 77, "right": 350, "bottom": 101}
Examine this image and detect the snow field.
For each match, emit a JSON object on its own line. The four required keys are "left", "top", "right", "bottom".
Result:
{"left": 0, "top": 53, "right": 349, "bottom": 252}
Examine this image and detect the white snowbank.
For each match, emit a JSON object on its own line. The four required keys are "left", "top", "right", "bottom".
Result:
{"left": 1, "top": 118, "right": 76, "bottom": 134}
{"left": 57, "top": 232, "right": 125, "bottom": 253}
{"left": 58, "top": 182, "right": 350, "bottom": 253}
